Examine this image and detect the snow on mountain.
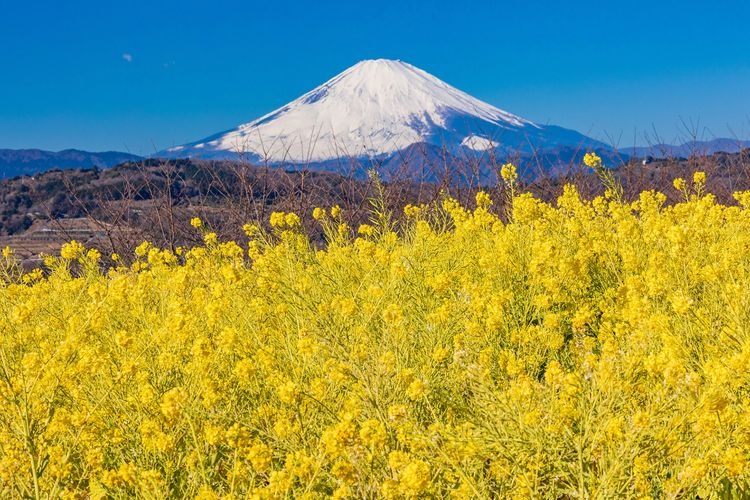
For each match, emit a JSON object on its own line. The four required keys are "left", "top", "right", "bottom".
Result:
{"left": 461, "top": 135, "right": 500, "bottom": 151}
{"left": 162, "top": 59, "right": 608, "bottom": 169}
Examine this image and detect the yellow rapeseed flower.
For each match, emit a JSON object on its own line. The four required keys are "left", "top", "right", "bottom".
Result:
{"left": 60, "top": 240, "right": 85, "bottom": 260}
{"left": 500, "top": 162, "right": 518, "bottom": 183}
{"left": 4, "top": 177, "right": 750, "bottom": 497}
{"left": 583, "top": 152, "right": 602, "bottom": 169}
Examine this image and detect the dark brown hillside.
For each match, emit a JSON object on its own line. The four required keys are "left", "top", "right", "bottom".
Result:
{"left": 0, "top": 159, "right": 438, "bottom": 262}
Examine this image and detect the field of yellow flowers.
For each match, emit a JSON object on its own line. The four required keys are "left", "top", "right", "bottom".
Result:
{"left": 1, "top": 163, "right": 750, "bottom": 498}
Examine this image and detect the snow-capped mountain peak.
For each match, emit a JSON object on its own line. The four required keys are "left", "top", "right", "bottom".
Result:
{"left": 165, "top": 59, "right": 550, "bottom": 162}
{"left": 287, "top": 58, "right": 536, "bottom": 130}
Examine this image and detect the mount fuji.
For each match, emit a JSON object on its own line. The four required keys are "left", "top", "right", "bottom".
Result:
{"left": 161, "top": 59, "right": 615, "bottom": 181}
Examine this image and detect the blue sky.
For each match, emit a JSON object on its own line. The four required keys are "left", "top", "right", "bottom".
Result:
{"left": 1, "top": 0, "right": 749, "bottom": 155}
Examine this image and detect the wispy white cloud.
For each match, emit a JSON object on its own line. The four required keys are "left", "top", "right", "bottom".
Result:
{"left": 122, "top": 53, "right": 133, "bottom": 63}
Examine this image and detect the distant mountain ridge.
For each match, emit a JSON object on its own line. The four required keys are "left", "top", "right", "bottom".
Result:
{"left": 621, "top": 138, "right": 750, "bottom": 159}
{"left": 0, "top": 148, "right": 142, "bottom": 178}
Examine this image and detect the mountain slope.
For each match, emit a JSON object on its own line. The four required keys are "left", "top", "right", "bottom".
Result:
{"left": 0, "top": 149, "right": 142, "bottom": 178}
{"left": 161, "top": 59, "right": 610, "bottom": 174}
